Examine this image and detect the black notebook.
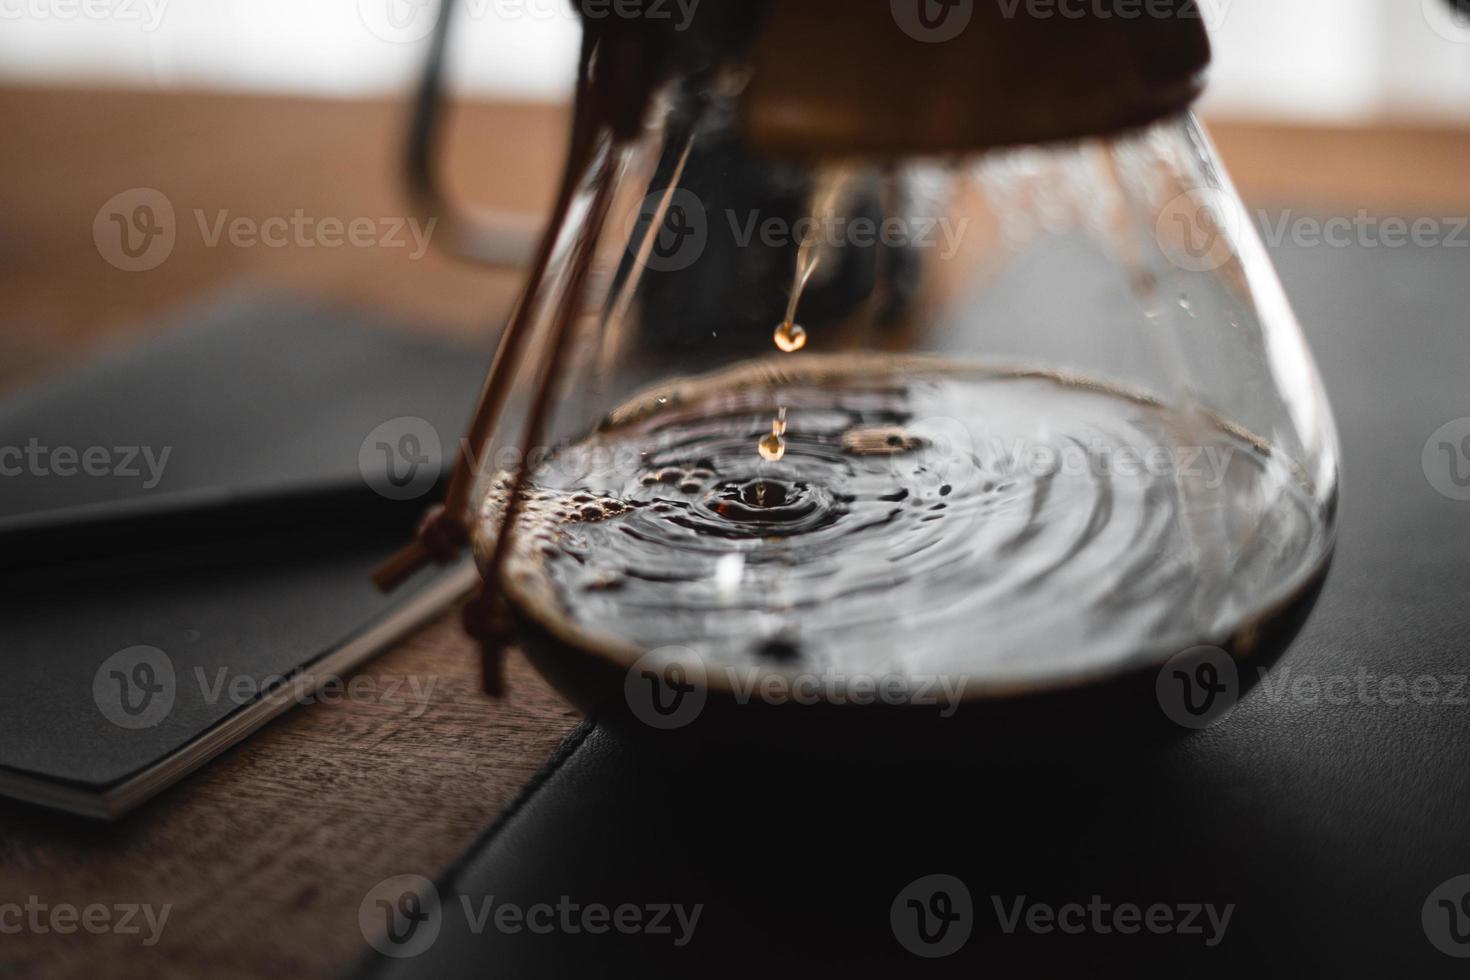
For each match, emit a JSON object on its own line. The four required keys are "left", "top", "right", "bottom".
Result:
{"left": 351, "top": 237, "right": 1470, "bottom": 977}
{"left": 0, "top": 294, "right": 490, "bottom": 818}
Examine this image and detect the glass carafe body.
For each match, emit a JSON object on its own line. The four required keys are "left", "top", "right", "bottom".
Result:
{"left": 474, "top": 84, "right": 1339, "bottom": 705}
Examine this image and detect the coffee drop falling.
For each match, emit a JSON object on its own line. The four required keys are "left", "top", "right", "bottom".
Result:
{"left": 774, "top": 320, "right": 808, "bottom": 353}
{"left": 759, "top": 406, "right": 788, "bottom": 461}
{"left": 758, "top": 419, "right": 787, "bottom": 462}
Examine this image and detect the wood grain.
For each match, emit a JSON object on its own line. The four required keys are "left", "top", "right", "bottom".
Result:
{"left": 0, "top": 86, "right": 569, "bottom": 391}
{"left": 0, "top": 86, "right": 582, "bottom": 980}
{"left": 0, "top": 85, "right": 1466, "bottom": 980}
{"left": 0, "top": 622, "right": 581, "bottom": 980}
{"left": 1206, "top": 117, "right": 1470, "bottom": 214}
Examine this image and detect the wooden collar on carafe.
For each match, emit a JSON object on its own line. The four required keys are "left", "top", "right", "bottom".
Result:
{"left": 573, "top": 0, "right": 1211, "bottom": 157}
{"left": 742, "top": 0, "right": 1210, "bottom": 158}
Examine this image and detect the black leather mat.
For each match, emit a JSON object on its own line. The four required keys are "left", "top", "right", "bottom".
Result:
{"left": 353, "top": 235, "right": 1470, "bottom": 978}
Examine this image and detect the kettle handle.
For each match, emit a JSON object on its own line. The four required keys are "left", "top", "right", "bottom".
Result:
{"left": 402, "top": 0, "right": 542, "bottom": 268}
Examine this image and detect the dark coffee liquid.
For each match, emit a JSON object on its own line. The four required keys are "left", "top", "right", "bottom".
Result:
{"left": 478, "top": 356, "right": 1332, "bottom": 691}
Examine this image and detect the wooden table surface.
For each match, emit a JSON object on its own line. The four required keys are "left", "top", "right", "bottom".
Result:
{"left": 1, "top": 86, "right": 1467, "bottom": 980}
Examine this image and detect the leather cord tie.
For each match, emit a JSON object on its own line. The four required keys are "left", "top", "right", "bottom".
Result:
{"left": 462, "top": 588, "right": 517, "bottom": 697}
{"left": 415, "top": 504, "right": 469, "bottom": 565}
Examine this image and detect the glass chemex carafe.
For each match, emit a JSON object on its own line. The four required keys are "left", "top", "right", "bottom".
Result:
{"left": 379, "top": 0, "right": 1339, "bottom": 732}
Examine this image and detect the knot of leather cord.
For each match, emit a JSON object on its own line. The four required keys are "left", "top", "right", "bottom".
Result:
{"left": 416, "top": 504, "right": 469, "bottom": 565}
{"left": 462, "top": 588, "right": 517, "bottom": 697}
